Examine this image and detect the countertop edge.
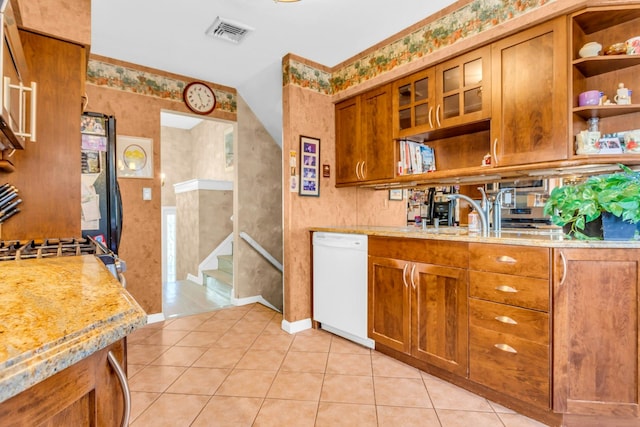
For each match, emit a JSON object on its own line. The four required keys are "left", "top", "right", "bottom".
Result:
{"left": 310, "top": 226, "right": 640, "bottom": 248}
{"left": 0, "top": 307, "right": 146, "bottom": 403}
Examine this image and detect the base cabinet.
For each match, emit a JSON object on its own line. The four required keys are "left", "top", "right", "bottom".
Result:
{"left": 368, "top": 237, "right": 468, "bottom": 377}
{"left": 554, "top": 248, "right": 640, "bottom": 426}
{"left": 0, "top": 340, "right": 128, "bottom": 426}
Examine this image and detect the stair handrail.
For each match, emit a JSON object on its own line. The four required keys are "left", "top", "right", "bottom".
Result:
{"left": 239, "top": 232, "right": 283, "bottom": 273}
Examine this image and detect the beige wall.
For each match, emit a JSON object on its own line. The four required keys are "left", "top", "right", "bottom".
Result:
{"left": 282, "top": 84, "right": 405, "bottom": 323}
{"left": 176, "top": 188, "right": 233, "bottom": 279}
{"left": 86, "top": 55, "right": 236, "bottom": 314}
{"left": 235, "top": 97, "right": 283, "bottom": 311}
{"left": 161, "top": 120, "right": 234, "bottom": 207}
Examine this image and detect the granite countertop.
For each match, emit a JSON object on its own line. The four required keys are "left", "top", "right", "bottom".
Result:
{"left": 311, "top": 225, "right": 640, "bottom": 248}
{"left": 0, "top": 255, "right": 147, "bottom": 403}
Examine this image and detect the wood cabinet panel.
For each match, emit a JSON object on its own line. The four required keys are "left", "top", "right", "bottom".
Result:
{"left": 469, "top": 243, "right": 550, "bottom": 279}
{"left": 335, "top": 84, "right": 394, "bottom": 186}
{"left": 491, "top": 17, "right": 568, "bottom": 166}
{"left": 470, "top": 299, "right": 548, "bottom": 343}
{"left": 412, "top": 263, "right": 468, "bottom": 376}
{"left": 368, "top": 255, "right": 411, "bottom": 353}
{"left": 368, "top": 237, "right": 468, "bottom": 377}
{"left": 0, "top": 340, "right": 127, "bottom": 426}
{"left": 335, "top": 96, "right": 361, "bottom": 185}
{"left": 469, "top": 270, "right": 549, "bottom": 311}
{"left": 469, "top": 322, "right": 549, "bottom": 408}
{"left": 0, "top": 30, "right": 84, "bottom": 239}
{"left": 554, "top": 248, "right": 640, "bottom": 418}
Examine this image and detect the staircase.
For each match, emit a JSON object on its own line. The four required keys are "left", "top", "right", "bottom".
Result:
{"left": 202, "top": 254, "right": 233, "bottom": 305}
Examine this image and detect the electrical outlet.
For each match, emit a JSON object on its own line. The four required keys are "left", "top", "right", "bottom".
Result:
{"left": 501, "top": 188, "right": 516, "bottom": 209}
{"left": 142, "top": 187, "right": 152, "bottom": 200}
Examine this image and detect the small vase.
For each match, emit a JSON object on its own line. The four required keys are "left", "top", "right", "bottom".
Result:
{"left": 602, "top": 212, "right": 637, "bottom": 240}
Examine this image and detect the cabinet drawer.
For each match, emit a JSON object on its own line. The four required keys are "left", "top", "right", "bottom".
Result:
{"left": 369, "top": 236, "right": 468, "bottom": 268}
{"left": 469, "top": 270, "right": 549, "bottom": 311}
{"left": 469, "top": 299, "right": 549, "bottom": 343}
{"left": 469, "top": 324, "right": 550, "bottom": 408}
{"left": 469, "top": 243, "right": 549, "bottom": 279}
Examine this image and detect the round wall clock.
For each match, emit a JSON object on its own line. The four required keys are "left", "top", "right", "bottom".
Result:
{"left": 183, "top": 82, "right": 216, "bottom": 115}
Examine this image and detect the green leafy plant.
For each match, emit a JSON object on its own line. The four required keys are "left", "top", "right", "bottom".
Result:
{"left": 544, "top": 164, "right": 640, "bottom": 239}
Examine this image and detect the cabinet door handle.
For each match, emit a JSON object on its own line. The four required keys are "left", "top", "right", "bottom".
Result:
{"left": 107, "top": 350, "right": 131, "bottom": 427}
{"left": 494, "top": 343, "right": 518, "bottom": 354}
{"left": 494, "top": 315, "right": 518, "bottom": 325}
{"left": 492, "top": 138, "right": 499, "bottom": 166}
{"left": 410, "top": 264, "right": 416, "bottom": 290}
{"left": 361, "top": 161, "right": 366, "bottom": 180}
{"left": 402, "top": 263, "right": 409, "bottom": 288}
{"left": 428, "top": 106, "right": 434, "bottom": 129}
{"left": 354, "top": 162, "right": 360, "bottom": 180}
{"left": 495, "top": 285, "right": 518, "bottom": 293}
{"left": 435, "top": 104, "right": 442, "bottom": 128}
{"left": 559, "top": 251, "right": 567, "bottom": 286}
{"left": 496, "top": 255, "right": 516, "bottom": 264}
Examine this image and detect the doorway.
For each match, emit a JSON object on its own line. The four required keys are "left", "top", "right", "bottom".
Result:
{"left": 160, "top": 110, "right": 235, "bottom": 318}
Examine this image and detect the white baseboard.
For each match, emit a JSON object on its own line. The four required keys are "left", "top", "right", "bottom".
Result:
{"left": 147, "top": 312, "right": 166, "bottom": 324}
{"left": 281, "top": 317, "right": 312, "bottom": 334}
{"left": 186, "top": 273, "right": 202, "bottom": 285}
{"left": 231, "top": 294, "right": 281, "bottom": 313}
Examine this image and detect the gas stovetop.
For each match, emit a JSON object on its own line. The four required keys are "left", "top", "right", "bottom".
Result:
{"left": 0, "top": 237, "right": 97, "bottom": 261}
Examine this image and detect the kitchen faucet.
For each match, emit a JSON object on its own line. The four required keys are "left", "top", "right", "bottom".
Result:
{"left": 447, "top": 193, "right": 489, "bottom": 237}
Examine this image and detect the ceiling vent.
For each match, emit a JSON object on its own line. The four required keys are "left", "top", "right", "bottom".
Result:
{"left": 205, "top": 16, "right": 253, "bottom": 44}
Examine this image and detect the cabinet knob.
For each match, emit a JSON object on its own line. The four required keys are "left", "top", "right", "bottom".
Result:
{"left": 494, "top": 343, "right": 518, "bottom": 354}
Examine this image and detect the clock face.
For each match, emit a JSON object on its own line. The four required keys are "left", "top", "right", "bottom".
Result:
{"left": 183, "top": 82, "right": 216, "bottom": 115}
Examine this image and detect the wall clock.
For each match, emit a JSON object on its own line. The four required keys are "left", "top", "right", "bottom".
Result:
{"left": 183, "top": 82, "right": 216, "bottom": 115}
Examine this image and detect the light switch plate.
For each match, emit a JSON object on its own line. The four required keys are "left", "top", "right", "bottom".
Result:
{"left": 143, "top": 187, "right": 152, "bottom": 200}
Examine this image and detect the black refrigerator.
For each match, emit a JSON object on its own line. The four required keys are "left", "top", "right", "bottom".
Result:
{"left": 80, "top": 112, "right": 123, "bottom": 254}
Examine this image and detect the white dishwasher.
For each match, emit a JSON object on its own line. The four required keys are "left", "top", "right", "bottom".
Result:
{"left": 312, "top": 232, "right": 374, "bottom": 349}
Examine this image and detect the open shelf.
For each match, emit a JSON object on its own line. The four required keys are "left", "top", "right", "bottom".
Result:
{"left": 573, "top": 55, "right": 640, "bottom": 77}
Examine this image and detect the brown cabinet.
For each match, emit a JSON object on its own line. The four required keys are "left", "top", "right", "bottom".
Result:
{"left": 0, "top": 30, "right": 85, "bottom": 239}
{"left": 335, "top": 84, "right": 394, "bottom": 185}
{"left": 392, "top": 46, "right": 490, "bottom": 141}
{"left": 553, "top": 248, "right": 640, "bottom": 425}
{"left": 490, "top": 16, "right": 568, "bottom": 167}
{"left": 0, "top": 340, "right": 129, "bottom": 426}
{"left": 468, "top": 243, "right": 551, "bottom": 409}
{"left": 368, "top": 237, "right": 468, "bottom": 376}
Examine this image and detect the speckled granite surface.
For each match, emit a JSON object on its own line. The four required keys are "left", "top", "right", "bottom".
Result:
{"left": 311, "top": 226, "right": 640, "bottom": 248}
{"left": 0, "top": 255, "right": 147, "bottom": 403}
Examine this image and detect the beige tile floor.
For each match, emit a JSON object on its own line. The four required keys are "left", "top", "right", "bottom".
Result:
{"left": 127, "top": 304, "right": 550, "bottom": 426}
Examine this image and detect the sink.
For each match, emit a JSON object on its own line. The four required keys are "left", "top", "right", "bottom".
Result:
{"left": 418, "top": 226, "right": 469, "bottom": 235}
{"left": 497, "top": 228, "right": 564, "bottom": 236}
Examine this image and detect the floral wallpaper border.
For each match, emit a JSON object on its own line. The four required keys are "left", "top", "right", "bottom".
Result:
{"left": 87, "top": 59, "right": 237, "bottom": 114}
{"left": 284, "top": 0, "right": 554, "bottom": 95}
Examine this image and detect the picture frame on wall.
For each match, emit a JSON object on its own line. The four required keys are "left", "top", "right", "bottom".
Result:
{"left": 116, "top": 135, "right": 154, "bottom": 178}
{"left": 389, "top": 189, "right": 403, "bottom": 201}
{"left": 300, "top": 135, "right": 320, "bottom": 197}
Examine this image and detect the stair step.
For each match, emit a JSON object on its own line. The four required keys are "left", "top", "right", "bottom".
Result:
{"left": 202, "top": 269, "right": 232, "bottom": 286}
{"left": 217, "top": 254, "right": 233, "bottom": 274}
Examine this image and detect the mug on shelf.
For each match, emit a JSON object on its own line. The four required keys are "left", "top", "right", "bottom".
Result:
{"left": 578, "top": 90, "right": 601, "bottom": 106}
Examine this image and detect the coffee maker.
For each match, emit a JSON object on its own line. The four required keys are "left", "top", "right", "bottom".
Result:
{"left": 407, "top": 186, "right": 457, "bottom": 226}
{"left": 432, "top": 198, "right": 456, "bottom": 226}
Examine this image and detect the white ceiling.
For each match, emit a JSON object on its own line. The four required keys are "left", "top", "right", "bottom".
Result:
{"left": 91, "top": 0, "right": 457, "bottom": 138}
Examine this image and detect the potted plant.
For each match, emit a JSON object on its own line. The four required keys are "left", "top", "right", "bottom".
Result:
{"left": 544, "top": 164, "right": 640, "bottom": 240}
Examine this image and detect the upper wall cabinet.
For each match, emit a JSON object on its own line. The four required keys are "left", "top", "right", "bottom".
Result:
{"left": 490, "top": 16, "right": 568, "bottom": 167}
{"left": 335, "top": 84, "right": 395, "bottom": 186}
{"left": 393, "top": 46, "right": 491, "bottom": 141}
